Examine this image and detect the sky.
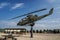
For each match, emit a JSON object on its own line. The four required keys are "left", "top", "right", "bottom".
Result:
{"left": 0, "top": 0, "right": 60, "bottom": 30}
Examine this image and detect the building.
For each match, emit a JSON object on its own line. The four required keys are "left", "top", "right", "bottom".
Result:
{"left": 4, "top": 28, "right": 26, "bottom": 34}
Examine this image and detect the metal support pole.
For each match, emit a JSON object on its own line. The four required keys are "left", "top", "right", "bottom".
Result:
{"left": 30, "top": 26, "right": 33, "bottom": 38}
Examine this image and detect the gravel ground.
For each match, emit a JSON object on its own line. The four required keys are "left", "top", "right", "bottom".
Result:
{"left": 15, "top": 33, "right": 60, "bottom": 40}
{"left": 0, "top": 33, "right": 60, "bottom": 40}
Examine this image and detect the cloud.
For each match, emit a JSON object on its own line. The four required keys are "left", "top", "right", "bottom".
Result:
{"left": 46, "top": 0, "right": 56, "bottom": 3}
{"left": 0, "top": 20, "right": 17, "bottom": 28}
{"left": 55, "top": 7, "right": 60, "bottom": 10}
{"left": 0, "top": 2, "right": 24, "bottom": 10}
{"left": 11, "top": 3, "right": 24, "bottom": 10}
{"left": 33, "top": 19, "right": 60, "bottom": 29}
{"left": 0, "top": 3, "right": 10, "bottom": 8}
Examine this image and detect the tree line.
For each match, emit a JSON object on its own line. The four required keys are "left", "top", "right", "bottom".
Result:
{"left": 26, "top": 29, "right": 60, "bottom": 33}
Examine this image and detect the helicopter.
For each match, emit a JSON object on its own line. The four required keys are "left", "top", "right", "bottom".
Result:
{"left": 10, "top": 8, "right": 53, "bottom": 26}
{"left": 10, "top": 8, "right": 54, "bottom": 38}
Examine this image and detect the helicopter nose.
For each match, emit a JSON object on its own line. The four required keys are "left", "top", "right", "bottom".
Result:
{"left": 17, "top": 22, "right": 21, "bottom": 25}
{"left": 17, "top": 22, "right": 23, "bottom": 26}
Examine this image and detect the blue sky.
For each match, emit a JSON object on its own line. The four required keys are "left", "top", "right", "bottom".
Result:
{"left": 0, "top": 0, "right": 60, "bottom": 30}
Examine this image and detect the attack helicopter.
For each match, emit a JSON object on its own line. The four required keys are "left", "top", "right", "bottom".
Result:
{"left": 10, "top": 8, "right": 54, "bottom": 38}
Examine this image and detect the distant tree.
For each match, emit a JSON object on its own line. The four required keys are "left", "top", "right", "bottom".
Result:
{"left": 58, "top": 29, "right": 60, "bottom": 33}
{"left": 26, "top": 30, "right": 29, "bottom": 33}
{"left": 53, "top": 29, "right": 57, "bottom": 33}
{"left": 0, "top": 29, "right": 4, "bottom": 32}
{"left": 43, "top": 29, "right": 46, "bottom": 33}
{"left": 39, "top": 30, "right": 42, "bottom": 33}
{"left": 36, "top": 30, "right": 39, "bottom": 33}
{"left": 49, "top": 30, "right": 53, "bottom": 33}
{"left": 33, "top": 30, "right": 35, "bottom": 33}
{"left": 53, "top": 29, "right": 60, "bottom": 33}
{"left": 46, "top": 29, "right": 49, "bottom": 33}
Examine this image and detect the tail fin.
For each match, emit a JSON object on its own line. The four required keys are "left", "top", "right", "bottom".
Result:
{"left": 37, "top": 8, "right": 54, "bottom": 20}
{"left": 49, "top": 8, "right": 54, "bottom": 15}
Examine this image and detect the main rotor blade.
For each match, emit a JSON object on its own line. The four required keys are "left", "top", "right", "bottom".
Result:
{"left": 10, "top": 8, "right": 47, "bottom": 20}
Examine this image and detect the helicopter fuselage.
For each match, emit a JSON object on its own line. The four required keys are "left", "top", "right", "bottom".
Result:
{"left": 17, "top": 15, "right": 38, "bottom": 26}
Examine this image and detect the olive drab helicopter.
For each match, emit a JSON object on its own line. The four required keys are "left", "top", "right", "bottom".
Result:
{"left": 10, "top": 8, "right": 54, "bottom": 38}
